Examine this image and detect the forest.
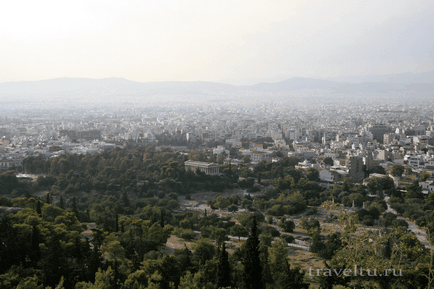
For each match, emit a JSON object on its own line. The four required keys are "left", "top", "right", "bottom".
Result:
{"left": 0, "top": 145, "right": 433, "bottom": 288}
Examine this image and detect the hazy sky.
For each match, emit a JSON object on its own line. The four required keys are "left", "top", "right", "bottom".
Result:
{"left": 1, "top": 0, "right": 434, "bottom": 83}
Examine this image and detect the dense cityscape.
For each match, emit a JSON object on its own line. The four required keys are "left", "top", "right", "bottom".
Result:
{"left": 1, "top": 90, "right": 434, "bottom": 288}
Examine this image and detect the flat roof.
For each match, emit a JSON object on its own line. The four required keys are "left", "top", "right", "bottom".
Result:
{"left": 184, "top": 160, "right": 219, "bottom": 167}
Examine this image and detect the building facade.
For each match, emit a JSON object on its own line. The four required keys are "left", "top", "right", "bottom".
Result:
{"left": 184, "top": 160, "right": 219, "bottom": 175}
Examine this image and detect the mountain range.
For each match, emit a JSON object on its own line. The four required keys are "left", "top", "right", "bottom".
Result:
{"left": 0, "top": 70, "right": 433, "bottom": 103}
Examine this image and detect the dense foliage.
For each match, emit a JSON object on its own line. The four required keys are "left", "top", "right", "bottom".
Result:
{"left": 0, "top": 146, "right": 433, "bottom": 288}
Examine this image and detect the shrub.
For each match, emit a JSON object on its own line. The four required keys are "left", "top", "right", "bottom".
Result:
{"left": 305, "top": 207, "right": 317, "bottom": 216}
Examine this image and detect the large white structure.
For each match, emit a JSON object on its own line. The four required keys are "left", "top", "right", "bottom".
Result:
{"left": 184, "top": 160, "right": 219, "bottom": 175}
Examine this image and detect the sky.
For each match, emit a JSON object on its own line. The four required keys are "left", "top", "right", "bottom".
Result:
{"left": 1, "top": 0, "right": 434, "bottom": 84}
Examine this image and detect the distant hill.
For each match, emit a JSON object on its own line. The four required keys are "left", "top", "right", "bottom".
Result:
{"left": 328, "top": 70, "right": 434, "bottom": 84}
{"left": 246, "top": 77, "right": 338, "bottom": 91}
{"left": 0, "top": 72, "right": 433, "bottom": 104}
{"left": 0, "top": 78, "right": 235, "bottom": 96}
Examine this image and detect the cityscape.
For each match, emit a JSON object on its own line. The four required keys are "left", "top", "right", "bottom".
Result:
{"left": 2, "top": 0, "right": 434, "bottom": 288}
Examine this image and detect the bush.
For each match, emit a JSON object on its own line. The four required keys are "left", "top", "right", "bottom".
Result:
{"left": 305, "top": 207, "right": 317, "bottom": 216}
{"left": 228, "top": 204, "right": 238, "bottom": 212}
{"left": 181, "top": 229, "right": 197, "bottom": 241}
{"left": 362, "top": 215, "right": 374, "bottom": 226}
{"left": 283, "top": 234, "right": 295, "bottom": 243}
{"left": 278, "top": 219, "right": 295, "bottom": 233}
{"left": 175, "top": 228, "right": 196, "bottom": 241}
{"left": 300, "top": 217, "right": 320, "bottom": 231}
{"left": 392, "top": 219, "right": 408, "bottom": 229}
{"left": 261, "top": 225, "right": 280, "bottom": 237}
{"left": 168, "top": 192, "right": 178, "bottom": 200}
{"left": 268, "top": 204, "right": 285, "bottom": 216}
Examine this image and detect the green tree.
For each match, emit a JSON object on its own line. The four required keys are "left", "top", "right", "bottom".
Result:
{"left": 324, "top": 157, "right": 334, "bottom": 166}
{"left": 406, "top": 180, "right": 423, "bottom": 199}
{"left": 214, "top": 196, "right": 230, "bottom": 210}
{"left": 217, "top": 242, "right": 231, "bottom": 288}
{"left": 46, "top": 193, "right": 51, "bottom": 204}
{"left": 369, "top": 165, "right": 386, "bottom": 175}
{"left": 278, "top": 219, "right": 295, "bottom": 233}
{"left": 305, "top": 168, "right": 319, "bottom": 181}
{"left": 230, "top": 224, "right": 249, "bottom": 241}
{"left": 242, "top": 216, "right": 263, "bottom": 289}
{"left": 71, "top": 196, "right": 79, "bottom": 219}
{"left": 36, "top": 200, "right": 42, "bottom": 216}
{"left": 243, "top": 155, "right": 251, "bottom": 164}
{"left": 419, "top": 171, "right": 430, "bottom": 182}
{"left": 269, "top": 240, "right": 309, "bottom": 289}
{"left": 391, "top": 165, "right": 405, "bottom": 178}
{"left": 30, "top": 225, "right": 41, "bottom": 266}
{"left": 59, "top": 196, "right": 64, "bottom": 209}
{"left": 193, "top": 239, "right": 215, "bottom": 265}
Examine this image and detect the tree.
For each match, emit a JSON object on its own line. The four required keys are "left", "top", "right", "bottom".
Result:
{"left": 41, "top": 234, "right": 68, "bottom": 288}
{"left": 269, "top": 239, "right": 309, "bottom": 289}
{"left": 115, "top": 213, "right": 119, "bottom": 232}
{"left": 230, "top": 224, "right": 249, "bottom": 241}
{"left": 324, "top": 157, "right": 334, "bottom": 166}
{"left": 278, "top": 219, "right": 295, "bottom": 233}
{"left": 367, "top": 176, "right": 395, "bottom": 195}
{"left": 59, "top": 196, "right": 64, "bottom": 209}
{"left": 148, "top": 223, "right": 171, "bottom": 245}
{"left": 406, "top": 180, "right": 423, "bottom": 199}
{"left": 243, "top": 155, "right": 251, "bottom": 164}
{"left": 30, "top": 225, "right": 41, "bottom": 266}
{"left": 160, "top": 209, "right": 166, "bottom": 228}
{"left": 46, "top": 193, "right": 51, "bottom": 204}
{"left": 71, "top": 196, "right": 79, "bottom": 219}
{"left": 193, "top": 239, "right": 215, "bottom": 265}
{"left": 217, "top": 242, "right": 231, "bottom": 288}
{"left": 242, "top": 216, "right": 263, "bottom": 289}
{"left": 121, "top": 192, "right": 130, "bottom": 207}
{"left": 214, "top": 196, "right": 230, "bottom": 210}
{"left": 158, "top": 255, "right": 182, "bottom": 289}
{"left": 419, "top": 171, "right": 430, "bottom": 182}
{"left": 305, "top": 168, "right": 319, "bottom": 182}
{"left": 300, "top": 217, "right": 320, "bottom": 232}
{"left": 369, "top": 165, "right": 386, "bottom": 175}
{"left": 36, "top": 200, "right": 42, "bottom": 216}
{"left": 211, "top": 227, "right": 228, "bottom": 244}
{"left": 391, "top": 165, "right": 405, "bottom": 178}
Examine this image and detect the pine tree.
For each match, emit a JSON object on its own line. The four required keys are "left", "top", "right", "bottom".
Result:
{"left": 160, "top": 209, "right": 165, "bottom": 228}
{"left": 180, "top": 244, "right": 194, "bottom": 273}
{"left": 243, "top": 215, "right": 263, "bottom": 289}
{"left": 31, "top": 224, "right": 41, "bottom": 266}
{"left": 383, "top": 237, "right": 392, "bottom": 259}
{"left": 121, "top": 192, "right": 130, "bottom": 207}
{"left": 36, "top": 200, "right": 42, "bottom": 216}
{"left": 217, "top": 242, "right": 231, "bottom": 288}
{"left": 260, "top": 245, "right": 273, "bottom": 287}
{"left": 71, "top": 196, "right": 79, "bottom": 219}
{"left": 115, "top": 213, "right": 119, "bottom": 232}
{"left": 46, "top": 193, "right": 51, "bottom": 204}
{"left": 150, "top": 212, "right": 157, "bottom": 224}
{"left": 59, "top": 195, "right": 64, "bottom": 209}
